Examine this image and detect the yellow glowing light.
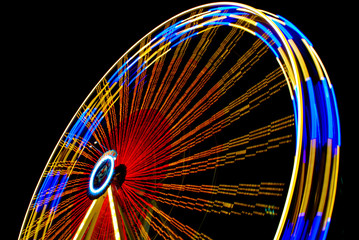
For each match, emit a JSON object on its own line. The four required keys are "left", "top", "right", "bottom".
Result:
{"left": 108, "top": 187, "right": 121, "bottom": 240}
{"left": 73, "top": 199, "right": 97, "bottom": 240}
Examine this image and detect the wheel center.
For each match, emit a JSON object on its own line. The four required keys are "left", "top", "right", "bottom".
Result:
{"left": 88, "top": 150, "right": 117, "bottom": 200}
{"left": 113, "top": 164, "right": 127, "bottom": 188}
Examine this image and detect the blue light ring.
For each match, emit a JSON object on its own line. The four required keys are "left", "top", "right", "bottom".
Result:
{"left": 306, "top": 78, "right": 319, "bottom": 140}
{"left": 65, "top": 108, "right": 97, "bottom": 147}
{"left": 321, "top": 79, "right": 334, "bottom": 139}
{"left": 80, "top": 111, "right": 104, "bottom": 150}
{"left": 255, "top": 32, "right": 279, "bottom": 58}
{"left": 277, "top": 15, "right": 313, "bottom": 47}
{"left": 272, "top": 18, "right": 292, "bottom": 40}
{"left": 34, "top": 169, "right": 54, "bottom": 211}
{"left": 256, "top": 22, "right": 282, "bottom": 48}
{"left": 315, "top": 81, "right": 329, "bottom": 144}
{"left": 44, "top": 172, "right": 60, "bottom": 205}
{"left": 65, "top": 109, "right": 89, "bottom": 146}
{"left": 50, "top": 174, "right": 68, "bottom": 212}
{"left": 88, "top": 150, "right": 117, "bottom": 199}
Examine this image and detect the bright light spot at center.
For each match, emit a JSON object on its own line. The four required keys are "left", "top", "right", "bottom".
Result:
{"left": 88, "top": 150, "right": 117, "bottom": 199}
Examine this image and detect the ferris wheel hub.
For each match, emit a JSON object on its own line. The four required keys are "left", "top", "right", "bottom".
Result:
{"left": 113, "top": 164, "right": 127, "bottom": 188}
{"left": 88, "top": 150, "right": 117, "bottom": 200}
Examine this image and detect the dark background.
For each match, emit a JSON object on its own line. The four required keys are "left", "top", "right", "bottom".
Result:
{"left": 5, "top": 0, "right": 345, "bottom": 239}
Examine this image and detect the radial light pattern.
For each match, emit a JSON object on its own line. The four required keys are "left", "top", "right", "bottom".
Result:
{"left": 19, "top": 2, "right": 340, "bottom": 240}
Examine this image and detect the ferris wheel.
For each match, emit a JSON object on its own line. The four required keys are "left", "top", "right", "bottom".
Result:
{"left": 19, "top": 2, "right": 340, "bottom": 239}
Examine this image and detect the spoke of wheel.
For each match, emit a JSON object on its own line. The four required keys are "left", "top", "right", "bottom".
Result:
{"left": 73, "top": 193, "right": 107, "bottom": 240}
{"left": 108, "top": 186, "right": 121, "bottom": 240}
{"left": 108, "top": 185, "right": 136, "bottom": 240}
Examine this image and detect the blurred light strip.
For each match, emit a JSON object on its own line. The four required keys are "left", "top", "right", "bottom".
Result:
{"left": 73, "top": 199, "right": 98, "bottom": 240}
{"left": 108, "top": 187, "right": 121, "bottom": 240}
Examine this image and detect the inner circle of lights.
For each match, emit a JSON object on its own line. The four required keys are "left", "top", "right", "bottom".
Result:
{"left": 19, "top": 2, "right": 340, "bottom": 240}
{"left": 88, "top": 150, "right": 117, "bottom": 199}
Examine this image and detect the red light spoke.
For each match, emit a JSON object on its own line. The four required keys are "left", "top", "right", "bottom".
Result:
{"left": 121, "top": 185, "right": 152, "bottom": 239}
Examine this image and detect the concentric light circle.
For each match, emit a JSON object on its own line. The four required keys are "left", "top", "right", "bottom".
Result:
{"left": 88, "top": 150, "right": 117, "bottom": 199}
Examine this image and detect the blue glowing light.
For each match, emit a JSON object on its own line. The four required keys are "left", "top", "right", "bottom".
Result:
{"left": 321, "top": 79, "right": 334, "bottom": 139}
{"left": 292, "top": 214, "right": 306, "bottom": 239}
{"left": 272, "top": 19, "right": 293, "bottom": 40}
{"left": 256, "top": 22, "right": 282, "bottom": 48}
{"left": 203, "top": 21, "right": 231, "bottom": 27}
{"left": 88, "top": 151, "right": 116, "bottom": 198}
{"left": 320, "top": 218, "right": 331, "bottom": 240}
{"left": 309, "top": 212, "right": 323, "bottom": 240}
{"left": 65, "top": 109, "right": 90, "bottom": 147}
{"left": 34, "top": 170, "right": 69, "bottom": 213}
{"left": 127, "top": 61, "right": 152, "bottom": 87}
{"left": 50, "top": 174, "right": 68, "bottom": 213}
{"left": 65, "top": 108, "right": 104, "bottom": 150}
{"left": 171, "top": 32, "right": 199, "bottom": 48}
{"left": 108, "top": 56, "right": 141, "bottom": 86}
{"left": 306, "top": 78, "right": 319, "bottom": 139}
{"left": 278, "top": 15, "right": 313, "bottom": 46}
{"left": 202, "top": 12, "right": 246, "bottom": 19}
{"left": 35, "top": 169, "right": 54, "bottom": 212}
{"left": 44, "top": 172, "right": 60, "bottom": 206}
{"left": 292, "top": 97, "right": 299, "bottom": 150}
{"left": 255, "top": 32, "right": 279, "bottom": 58}
{"left": 80, "top": 111, "right": 104, "bottom": 150}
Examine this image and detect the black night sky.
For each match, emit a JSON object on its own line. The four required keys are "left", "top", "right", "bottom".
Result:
{"left": 6, "top": 1, "right": 346, "bottom": 239}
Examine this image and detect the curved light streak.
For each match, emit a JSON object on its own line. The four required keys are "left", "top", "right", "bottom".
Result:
{"left": 89, "top": 151, "right": 116, "bottom": 196}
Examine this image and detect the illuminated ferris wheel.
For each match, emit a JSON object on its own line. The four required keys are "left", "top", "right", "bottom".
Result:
{"left": 19, "top": 2, "right": 340, "bottom": 239}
